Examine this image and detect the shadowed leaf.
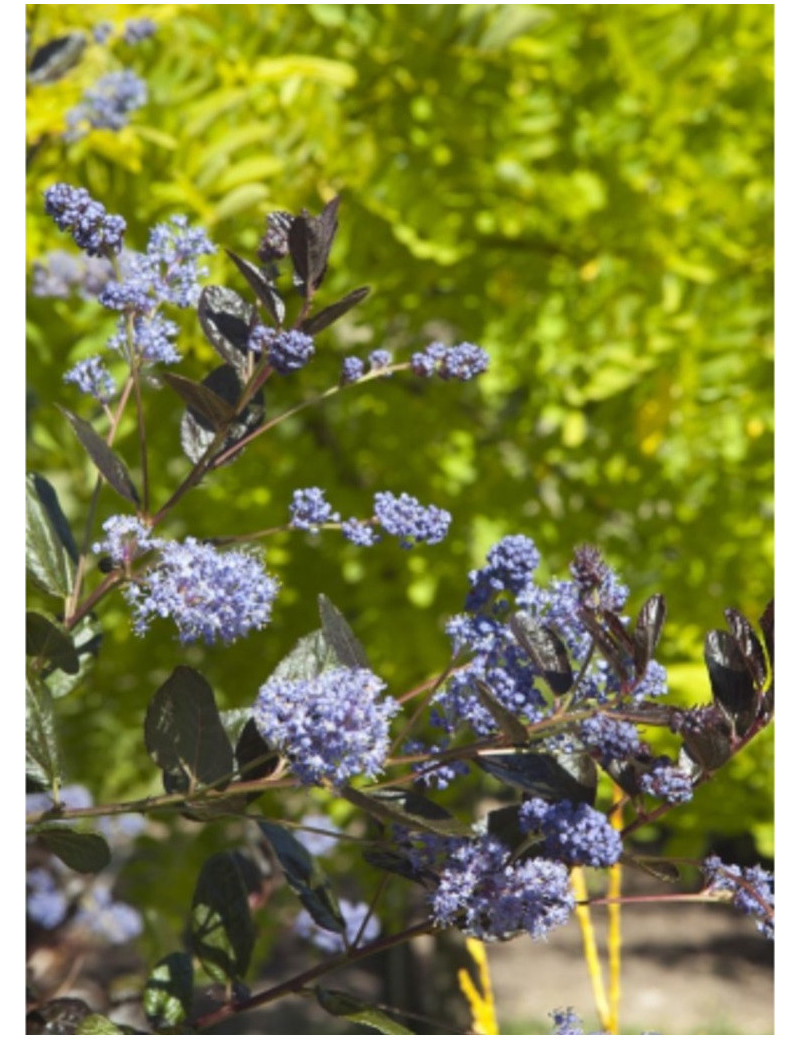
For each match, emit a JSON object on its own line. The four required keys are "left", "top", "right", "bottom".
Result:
{"left": 28, "top": 33, "right": 86, "bottom": 83}
{"left": 225, "top": 250, "right": 286, "bottom": 326}
{"left": 198, "top": 285, "right": 257, "bottom": 377}
{"left": 191, "top": 852, "right": 254, "bottom": 983}
{"left": 301, "top": 286, "right": 370, "bottom": 335}
{"left": 341, "top": 785, "right": 472, "bottom": 838}
{"left": 316, "top": 988, "right": 415, "bottom": 1034}
{"left": 59, "top": 408, "right": 140, "bottom": 505}
{"left": 26, "top": 474, "right": 77, "bottom": 596}
{"left": 704, "top": 629, "right": 759, "bottom": 736}
{"left": 725, "top": 608, "right": 768, "bottom": 691}
{"left": 26, "top": 675, "right": 61, "bottom": 790}
{"left": 289, "top": 197, "right": 340, "bottom": 296}
{"left": 318, "top": 595, "right": 370, "bottom": 669}
{"left": 38, "top": 827, "right": 111, "bottom": 874}
{"left": 26, "top": 612, "right": 80, "bottom": 675}
{"left": 477, "top": 749, "right": 597, "bottom": 804}
{"left": 510, "top": 613, "right": 573, "bottom": 694}
{"left": 259, "top": 821, "right": 344, "bottom": 933}
{"left": 633, "top": 594, "right": 667, "bottom": 677}
{"left": 180, "top": 364, "right": 264, "bottom": 466}
{"left": 162, "top": 372, "right": 237, "bottom": 431}
{"left": 144, "top": 952, "right": 194, "bottom": 1029}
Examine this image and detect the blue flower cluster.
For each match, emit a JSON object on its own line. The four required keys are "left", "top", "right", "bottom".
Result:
{"left": 66, "top": 70, "right": 147, "bottom": 137}
{"left": 579, "top": 713, "right": 644, "bottom": 766}
{"left": 92, "top": 514, "right": 162, "bottom": 566}
{"left": 254, "top": 667, "right": 399, "bottom": 786}
{"left": 373, "top": 491, "right": 451, "bottom": 549}
{"left": 289, "top": 487, "right": 340, "bottom": 532}
{"left": 248, "top": 326, "right": 316, "bottom": 373}
{"left": 429, "top": 833, "right": 575, "bottom": 941}
{"left": 124, "top": 537, "right": 279, "bottom": 645}
{"left": 410, "top": 341, "right": 489, "bottom": 381}
{"left": 32, "top": 250, "right": 113, "bottom": 299}
{"left": 341, "top": 517, "right": 381, "bottom": 547}
{"left": 465, "top": 534, "right": 541, "bottom": 611}
{"left": 703, "top": 856, "right": 774, "bottom": 939}
{"left": 340, "top": 356, "right": 365, "bottom": 384}
{"left": 639, "top": 758, "right": 694, "bottom": 804}
{"left": 64, "top": 355, "right": 116, "bottom": 404}
{"left": 44, "top": 184, "right": 126, "bottom": 257}
{"left": 294, "top": 897, "right": 380, "bottom": 954}
{"left": 369, "top": 349, "right": 393, "bottom": 372}
{"left": 519, "top": 798, "right": 623, "bottom": 868}
{"left": 122, "top": 17, "right": 157, "bottom": 44}
{"left": 549, "top": 1008, "right": 585, "bottom": 1035}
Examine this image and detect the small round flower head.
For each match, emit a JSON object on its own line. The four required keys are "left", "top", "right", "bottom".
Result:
{"left": 411, "top": 341, "right": 489, "bottom": 381}
{"left": 92, "top": 21, "right": 113, "bottom": 44}
{"left": 258, "top": 210, "right": 293, "bottom": 263}
{"left": 403, "top": 739, "right": 470, "bottom": 790}
{"left": 369, "top": 349, "right": 393, "bottom": 372}
{"left": 125, "top": 538, "right": 279, "bottom": 644}
{"left": 64, "top": 355, "right": 116, "bottom": 404}
{"left": 373, "top": 491, "right": 451, "bottom": 548}
{"left": 429, "top": 834, "right": 574, "bottom": 941}
{"left": 703, "top": 856, "right": 774, "bottom": 939}
{"left": 550, "top": 1008, "right": 584, "bottom": 1035}
{"left": 465, "top": 535, "right": 541, "bottom": 611}
{"left": 73, "top": 883, "right": 143, "bottom": 944}
{"left": 340, "top": 356, "right": 365, "bottom": 385}
{"left": 122, "top": 17, "right": 157, "bottom": 44}
{"left": 248, "top": 326, "right": 315, "bottom": 373}
{"left": 639, "top": 757, "right": 694, "bottom": 804}
{"left": 99, "top": 279, "right": 152, "bottom": 314}
{"left": 579, "top": 714, "right": 645, "bottom": 766}
{"left": 144, "top": 215, "right": 216, "bottom": 307}
{"left": 27, "top": 867, "right": 69, "bottom": 929}
{"left": 298, "top": 813, "right": 341, "bottom": 856}
{"left": 66, "top": 70, "right": 147, "bottom": 136}
{"left": 92, "top": 515, "right": 162, "bottom": 567}
{"left": 44, "top": 184, "right": 126, "bottom": 257}
{"left": 295, "top": 898, "right": 379, "bottom": 954}
{"left": 289, "top": 487, "right": 340, "bottom": 532}
{"left": 254, "top": 667, "right": 399, "bottom": 786}
{"left": 109, "top": 313, "right": 181, "bottom": 364}
{"left": 519, "top": 798, "right": 622, "bottom": 868}
{"left": 632, "top": 660, "right": 668, "bottom": 702}
{"left": 342, "top": 518, "right": 381, "bottom": 547}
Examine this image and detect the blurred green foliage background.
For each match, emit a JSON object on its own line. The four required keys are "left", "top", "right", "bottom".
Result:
{"left": 26, "top": 0, "right": 773, "bottom": 892}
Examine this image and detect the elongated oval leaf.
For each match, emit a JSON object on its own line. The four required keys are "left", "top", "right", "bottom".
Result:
{"left": 26, "top": 474, "right": 76, "bottom": 597}
{"left": 26, "top": 611, "right": 80, "bottom": 675}
{"left": 475, "top": 679, "right": 530, "bottom": 745}
{"left": 259, "top": 820, "right": 344, "bottom": 933}
{"left": 191, "top": 852, "right": 254, "bottom": 983}
{"left": 301, "top": 286, "right": 371, "bottom": 335}
{"left": 340, "top": 785, "right": 472, "bottom": 838}
{"left": 76, "top": 1013, "right": 135, "bottom": 1034}
{"left": 28, "top": 32, "right": 86, "bottom": 84}
{"left": 724, "top": 607, "right": 768, "bottom": 691}
{"left": 180, "top": 365, "right": 264, "bottom": 466}
{"left": 38, "top": 827, "right": 111, "bottom": 873}
{"left": 198, "top": 285, "right": 257, "bottom": 377}
{"left": 162, "top": 371, "right": 237, "bottom": 431}
{"left": 633, "top": 594, "right": 667, "bottom": 677}
{"left": 144, "top": 666, "right": 234, "bottom": 793}
{"left": 316, "top": 988, "right": 415, "bottom": 1034}
{"left": 225, "top": 250, "right": 286, "bottom": 326}
{"left": 234, "top": 717, "right": 279, "bottom": 785}
{"left": 318, "top": 594, "right": 370, "bottom": 668}
{"left": 510, "top": 614, "right": 573, "bottom": 694}
{"left": 289, "top": 197, "right": 340, "bottom": 296}
{"left": 144, "top": 952, "right": 194, "bottom": 1029}
{"left": 26, "top": 675, "right": 61, "bottom": 790}
{"left": 59, "top": 408, "right": 140, "bottom": 505}
{"left": 477, "top": 749, "right": 597, "bottom": 805}
{"left": 704, "top": 629, "right": 759, "bottom": 736}
{"left": 270, "top": 628, "right": 341, "bottom": 683}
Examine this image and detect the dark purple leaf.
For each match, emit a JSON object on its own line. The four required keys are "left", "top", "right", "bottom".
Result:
{"left": 225, "top": 249, "right": 286, "bottom": 326}
{"left": 704, "top": 630, "right": 759, "bottom": 736}
{"left": 288, "top": 197, "right": 340, "bottom": 296}
{"left": 198, "top": 285, "right": 258, "bottom": 377}
{"left": 633, "top": 594, "right": 666, "bottom": 677}
{"left": 340, "top": 785, "right": 472, "bottom": 838}
{"left": 477, "top": 749, "right": 597, "bottom": 804}
{"left": 475, "top": 680, "right": 530, "bottom": 745}
{"left": 510, "top": 613, "right": 573, "bottom": 694}
{"left": 258, "top": 821, "right": 344, "bottom": 933}
{"left": 28, "top": 33, "right": 86, "bottom": 84}
{"left": 59, "top": 407, "right": 140, "bottom": 505}
{"left": 162, "top": 371, "right": 237, "bottom": 431}
{"left": 301, "top": 286, "right": 370, "bottom": 335}
{"left": 724, "top": 608, "right": 768, "bottom": 691}
{"left": 179, "top": 364, "right": 264, "bottom": 466}
{"left": 577, "top": 607, "right": 631, "bottom": 682}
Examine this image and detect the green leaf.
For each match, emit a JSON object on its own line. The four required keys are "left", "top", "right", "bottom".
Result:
{"left": 26, "top": 674, "right": 61, "bottom": 790}
{"left": 38, "top": 827, "right": 111, "bottom": 873}
{"left": 26, "top": 474, "right": 76, "bottom": 597}
{"left": 76, "top": 1013, "right": 135, "bottom": 1034}
{"left": 190, "top": 852, "right": 254, "bottom": 984}
{"left": 234, "top": 717, "right": 279, "bottom": 784}
{"left": 144, "top": 666, "right": 234, "bottom": 794}
{"left": 315, "top": 988, "right": 415, "bottom": 1034}
{"left": 259, "top": 820, "right": 344, "bottom": 933}
{"left": 340, "top": 786, "right": 473, "bottom": 838}
{"left": 144, "top": 952, "right": 194, "bottom": 1029}
{"left": 318, "top": 594, "right": 370, "bottom": 668}
{"left": 59, "top": 408, "right": 140, "bottom": 506}
{"left": 197, "top": 286, "right": 257, "bottom": 377}
{"left": 26, "top": 611, "right": 80, "bottom": 675}
{"left": 45, "top": 615, "right": 102, "bottom": 700}
{"left": 270, "top": 629, "right": 341, "bottom": 683}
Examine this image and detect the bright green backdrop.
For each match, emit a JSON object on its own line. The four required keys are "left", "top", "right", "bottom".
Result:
{"left": 26, "top": 3, "right": 773, "bottom": 870}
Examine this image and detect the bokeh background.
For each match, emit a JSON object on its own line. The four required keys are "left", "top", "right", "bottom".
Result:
{"left": 26, "top": 4, "right": 773, "bottom": 1030}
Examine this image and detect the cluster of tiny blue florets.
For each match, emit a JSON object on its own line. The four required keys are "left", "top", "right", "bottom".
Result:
{"left": 66, "top": 69, "right": 147, "bottom": 138}
{"left": 64, "top": 355, "right": 117, "bottom": 404}
{"left": 122, "top": 17, "right": 157, "bottom": 44}
{"left": 465, "top": 535, "right": 541, "bottom": 612}
{"left": 373, "top": 491, "right": 451, "bottom": 549}
{"left": 549, "top": 1008, "right": 585, "bottom": 1035}
{"left": 32, "top": 250, "right": 114, "bottom": 299}
{"left": 92, "top": 514, "right": 162, "bottom": 566}
{"left": 579, "top": 714, "right": 644, "bottom": 766}
{"left": 703, "top": 856, "right": 774, "bottom": 940}
{"left": 289, "top": 488, "right": 341, "bottom": 532}
{"left": 341, "top": 517, "right": 382, "bottom": 547}
{"left": 44, "top": 184, "right": 126, "bottom": 257}
{"left": 368, "top": 349, "right": 393, "bottom": 372}
{"left": 254, "top": 667, "right": 399, "bottom": 786}
{"left": 340, "top": 356, "right": 365, "bottom": 384}
{"left": 639, "top": 757, "right": 694, "bottom": 804}
{"left": 248, "top": 326, "right": 316, "bottom": 373}
{"left": 429, "top": 833, "right": 575, "bottom": 941}
{"left": 294, "top": 897, "right": 380, "bottom": 954}
{"left": 410, "top": 341, "right": 490, "bottom": 381}
{"left": 124, "top": 537, "right": 279, "bottom": 644}
{"left": 519, "top": 798, "right": 623, "bottom": 868}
